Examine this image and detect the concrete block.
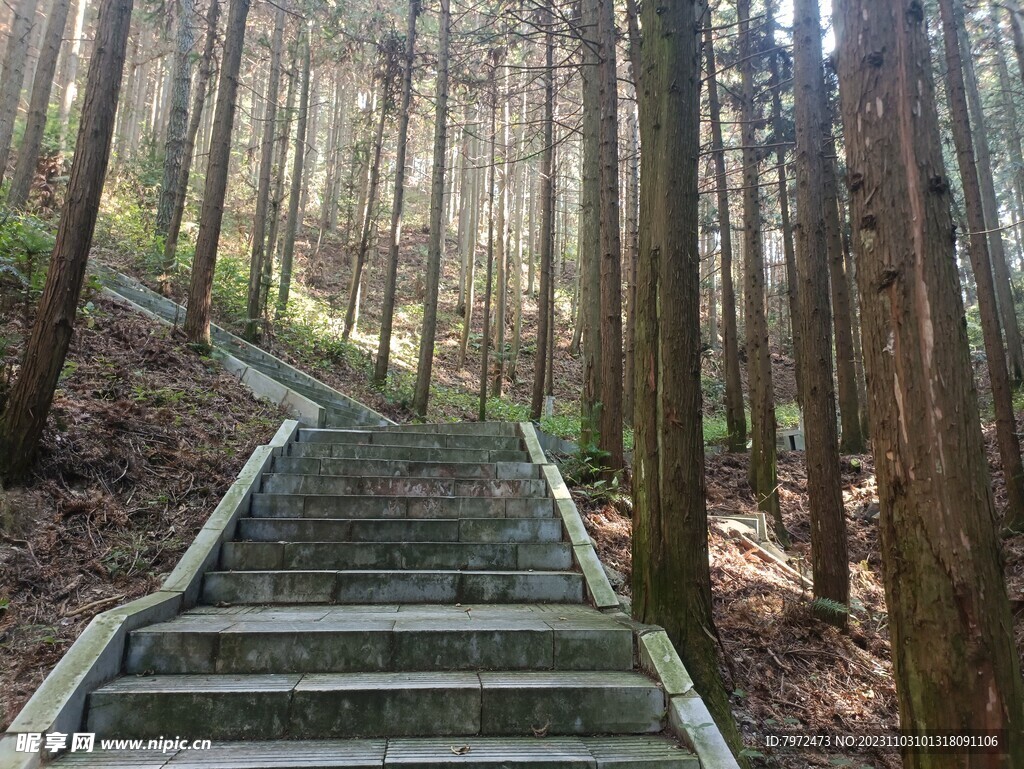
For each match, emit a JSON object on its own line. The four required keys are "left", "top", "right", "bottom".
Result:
{"left": 637, "top": 632, "right": 694, "bottom": 698}
{"left": 667, "top": 696, "right": 741, "bottom": 769}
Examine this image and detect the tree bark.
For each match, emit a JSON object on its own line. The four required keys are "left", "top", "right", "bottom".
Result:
{"left": 705, "top": 24, "right": 747, "bottom": 453}
{"left": 491, "top": 62, "right": 509, "bottom": 398}
{"left": 162, "top": 0, "right": 220, "bottom": 286}
{"left": 183, "top": 0, "right": 250, "bottom": 346}
{"left": 938, "top": 0, "right": 1024, "bottom": 530}
{"left": 7, "top": 0, "right": 72, "bottom": 209}
{"left": 622, "top": 94, "right": 639, "bottom": 425}
{"left": 632, "top": 0, "right": 747, "bottom": 758}
{"left": 58, "top": 0, "right": 88, "bottom": 149}
{"left": 595, "top": 0, "right": 624, "bottom": 472}
{"left": 154, "top": 0, "right": 195, "bottom": 235}
{"left": 792, "top": 0, "right": 849, "bottom": 625}
{"left": 530, "top": 12, "right": 554, "bottom": 422}
{"left": 739, "top": 0, "right": 785, "bottom": 543}
{"left": 411, "top": 0, "right": 450, "bottom": 418}
{"left": 480, "top": 65, "right": 498, "bottom": 421}
{"left": 245, "top": 5, "right": 285, "bottom": 341}
{"left": 373, "top": 0, "right": 418, "bottom": 384}
{"left": 0, "top": 0, "right": 133, "bottom": 484}
{"left": 834, "top": 0, "right": 1024, "bottom": 762}
{"left": 0, "top": 0, "right": 40, "bottom": 186}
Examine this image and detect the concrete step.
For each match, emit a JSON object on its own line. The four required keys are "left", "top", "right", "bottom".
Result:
{"left": 87, "top": 671, "right": 663, "bottom": 739}
{"left": 287, "top": 441, "right": 531, "bottom": 464}
{"left": 202, "top": 570, "right": 585, "bottom": 605}
{"left": 273, "top": 456, "right": 540, "bottom": 480}
{"left": 260, "top": 474, "right": 548, "bottom": 498}
{"left": 51, "top": 735, "right": 697, "bottom": 769}
{"left": 298, "top": 429, "right": 523, "bottom": 452}
{"left": 124, "top": 608, "right": 631, "bottom": 674}
{"left": 222, "top": 541, "right": 574, "bottom": 571}
{"left": 250, "top": 493, "right": 555, "bottom": 520}
{"left": 374, "top": 422, "right": 521, "bottom": 437}
{"left": 47, "top": 737, "right": 694, "bottom": 769}
{"left": 236, "top": 517, "right": 564, "bottom": 544}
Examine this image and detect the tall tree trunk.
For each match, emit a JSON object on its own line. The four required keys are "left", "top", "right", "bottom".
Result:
{"left": 0, "top": 0, "right": 40, "bottom": 185}
{"left": 632, "top": 0, "right": 747, "bottom": 757}
{"left": 622, "top": 95, "right": 639, "bottom": 424}
{"left": 154, "top": 0, "right": 195, "bottom": 234}
{"left": 792, "top": 0, "right": 849, "bottom": 625}
{"left": 596, "top": 0, "right": 624, "bottom": 471}
{"left": 183, "top": 0, "right": 250, "bottom": 346}
{"left": 480, "top": 66, "right": 498, "bottom": 421}
{"left": 834, "top": 0, "right": 1024, "bottom": 760}
{"left": 938, "top": 0, "right": 1024, "bottom": 530}
{"left": 705, "top": 24, "right": 747, "bottom": 453}
{"left": 0, "top": 0, "right": 132, "bottom": 484}
{"left": 411, "top": 0, "right": 450, "bottom": 418}
{"left": 491, "top": 62, "right": 509, "bottom": 398}
{"left": 344, "top": 66, "right": 390, "bottom": 340}
{"left": 956, "top": 3, "right": 1024, "bottom": 386}
{"left": 262, "top": 51, "right": 295, "bottom": 313}
{"left": 739, "top": 0, "right": 785, "bottom": 542}
{"left": 767, "top": 4, "right": 801, "bottom": 407}
{"left": 275, "top": 20, "right": 311, "bottom": 317}
{"left": 58, "top": 0, "right": 87, "bottom": 149}
{"left": 530, "top": 12, "right": 554, "bottom": 422}
{"left": 162, "top": 0, "right": 220, "bottom": 287}
{"left": 458, "top": 123, "right": 480, "bottom": 368}
{"left": 579, "top": 0, "right": 602, "bottom": 449}
{"left": 374, "top": 0, "right": 419, "bottom": 385}
{"left": 991, "top": 5, "right": 1024, "bottom": 269}
{"left": 7, "top": 0, "right": 72, "bottom": 209}
{"left": 245, "top": 5, "right": 285, "bottom": 341}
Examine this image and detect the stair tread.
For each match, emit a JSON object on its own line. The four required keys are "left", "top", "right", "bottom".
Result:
{"left": 51, "top": 736, "right": 696, "bottom": 768}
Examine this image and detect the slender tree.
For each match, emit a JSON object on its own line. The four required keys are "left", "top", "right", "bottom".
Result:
{"left": 739, "top": 0, "right": 785, "bottom": 542}
{"left": 632, "top": 0, "right": 746, "bottom": 757}
{"left": 792, "top": 0, "right": 849, "bottom": 625}
{"left": 937, "top": 0, "right": 1024, "bottom": 530}
{"left": 276, "top": 19, "right": 312, "bottom": 316}
{"left": 0, "top": 0, "right": 41, "bottom": 187}
{"left": 0, "top": 0, "right": 134, "bottom": 484}
{"left": 245, "top": 5, "right": 286, "bottom": 341}
{"left": 154, "top": 0, "right": 196, "bottom": 234}
{"left": 183, "top": 0, "right": 251, "bottom": 346}
{"left": 834, "top": 0, "right": 1024, "bottom": 762}
{"left": 411, "top": 0, "right": 450, "bottom": 417}
{"left": 162, "top": 0, "right": 220, "bottom": 286}
{"left": 705, "top": 25, "right": 746, "bottom": 453}
{"left": 374, "top": 0, "right": 419, "bottom": 385}
{"left": 7, "top": 0, "right": 73, "bottom": 209}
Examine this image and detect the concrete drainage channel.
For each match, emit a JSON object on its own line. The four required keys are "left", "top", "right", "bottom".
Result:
{"left": 0, "top": 420, "right": 742, "bottom": 769}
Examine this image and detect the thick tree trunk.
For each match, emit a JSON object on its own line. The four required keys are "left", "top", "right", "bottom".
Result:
{"left": 739, "top": 0, "right": 785, "bottom": 543}
{"left": 0, "top": 0, "right": 40, "bottom": 185}
{"left": 530, "top": 15, "right": 554, "bottom": 422}
{"left": 374, "top": 0, "right": 419, "bottom": 385}
{"left": 154, "top": 0, "right": 195, "bottom": 235}
{"left": 938, "top": 0, "right": 1024, "bottom": 530}
{"left": 162, "top": 0, "right": 220, "bottom": 286}
{"left": 834, "top": 0, "right": 1024, "bottom": 761}
{"left": 792, "top": 0, "right": 849, "bottom": 625}
{"left": 245, "top": 5, "right": 285, "bottom": 341}
{"left": 622, "top": 96, "right": 639, "bottom": 424}
{"left": 7, "top": 0, "right": 72, "bottom": 209}
{"left": 705, "top": 25, "right": 747, "bottom": 453}
{"left": 183, "top": 0, "right": 250, "bottom": 346}
{"left": 0, "top": 0, "right": 132, "bottom": 484}
{"left": 632, "top": 0, "right": 747, "bottom": 758}
{"left": 411, "top": 0, "right": 450, "bottom": 418}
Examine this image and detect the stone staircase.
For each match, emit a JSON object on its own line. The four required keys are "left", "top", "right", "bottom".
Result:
{"left": 51, "top": 422, "right": 706, "bottom": 768}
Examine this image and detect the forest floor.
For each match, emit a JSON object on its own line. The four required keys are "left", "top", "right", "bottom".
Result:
{"left": 0, "top": 294, "right": 286, "bottom": 728}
